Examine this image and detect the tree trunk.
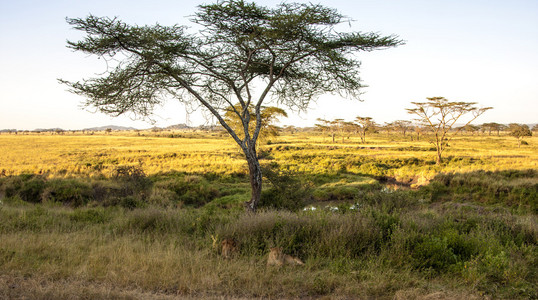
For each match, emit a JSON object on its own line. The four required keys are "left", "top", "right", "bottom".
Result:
{"left": 244, "top": 148, "right": 262, "bottom": 213}
{"left": 436, "top": 140, "right": 443, "bottom": 165}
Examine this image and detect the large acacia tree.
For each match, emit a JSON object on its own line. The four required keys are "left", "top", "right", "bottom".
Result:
{"left": 61, "top": 0, "right": 402, "bottom": 212}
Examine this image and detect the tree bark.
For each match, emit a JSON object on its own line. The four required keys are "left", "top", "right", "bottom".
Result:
{"left": 244, "top": 148, "right": 262, "bottom": 213}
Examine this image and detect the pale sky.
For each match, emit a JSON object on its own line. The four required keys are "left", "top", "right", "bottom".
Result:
{"left": 1, "top": 0, "right": 537, "bottom": 130}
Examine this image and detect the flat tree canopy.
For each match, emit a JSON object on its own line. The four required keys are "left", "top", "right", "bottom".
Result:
{"left": 61, "top": 0, "right": 403, "bottom": 212}
{"left": 509, "top": 123, "right": 532, "bottom": 147}
{"left": 407, "top": 97, "right": 492, "bottom": 164}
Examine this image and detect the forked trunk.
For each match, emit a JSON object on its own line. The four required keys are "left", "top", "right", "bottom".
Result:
{"left": 436, "top": 145, "right": 443, "bottom": 165}
{"left": 244, "top": 148, "right": 262, "bottom": 213}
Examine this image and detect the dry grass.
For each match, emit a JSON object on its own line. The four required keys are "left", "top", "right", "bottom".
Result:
{"left": 1, "top": 131, "right": 536, "bottom": 181}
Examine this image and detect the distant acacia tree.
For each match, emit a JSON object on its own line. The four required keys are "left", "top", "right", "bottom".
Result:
{"left": 333, "top": 118, "right": 347, "bottom": 143}
{"left": 508, "top": 123, "right": 532, "bottom": 148}
{"left": 315, "top": 118, "right": 335, "bottom": 143}
{"left": 413, "top": 123, "right": 425, "bottom": 141}
{"left": 382, "top": 122, "right": 394, "bottom": 136}
{"left": 461, "top": 124, "right": 480, "bottom": 135}
{"left": 60, "top": 0, "right": 402, "bottom": 212}
{"left": 355, "top": 116, "right": 377, "bottom": 143}
{"left": 282, "top": 125, "right": 297, "bottom": 135}
{"left": 482, "top": 122, "right": 505, "bottom": 136}
{"left": 391, "top": 120, "right": 412, "bottom": 137}
{"left": 224, "top": 105, "right": 287, "bottom": 145}
{"left": 406, "top": 97, "right": 492, "bottom": 164}
{"left": 342, "top": 121, "right": 359, "bottom": 141}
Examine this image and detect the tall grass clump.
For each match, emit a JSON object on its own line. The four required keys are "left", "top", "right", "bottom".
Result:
{"left": 421, "top": 169, "right": 537, "bottom": 211}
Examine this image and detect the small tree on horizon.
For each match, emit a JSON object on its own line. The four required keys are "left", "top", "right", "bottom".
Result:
{"left": 461, "top": 124, "right": 480, "bottom": 135}
{"left": 355, "top": 116, "right": 377, "bottom": 143}
{"left": 391, "top": 120, "right": 412, "bottom": 137}
{"left": 315, "top": 118, "right": 336, "bottom": 143}
{"left": 60, "top": 0, "right": 402, "bottom": 212}
{"left": 508, "top": 123, "right": 532, "bottom": 148}
{"left": 406, "top": 97, "right": 492, "bottom": 164}
{"left": 482, "top": 122, "right": 506, "bottom": 136}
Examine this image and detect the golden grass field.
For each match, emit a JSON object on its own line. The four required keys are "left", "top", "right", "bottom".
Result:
{"left": 1, "top": 130, "right": 536, "bottom": 182}
{"left": 0, "top": 131, "right": 538, "bottom": 177}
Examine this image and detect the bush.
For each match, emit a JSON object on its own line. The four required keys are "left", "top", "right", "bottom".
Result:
{"left": 112, "top": 165, "right": 153, "bottom": 197}
{"left": 259, "top": 164, "right": 312, "bottom": 210}
{"left": 19, "top": 176, "right": 47, "bottom": 203}
{"left": 0, "top": 175, "right": 48, "bottom": 203}
{"left": 153, "top": 176, "right": 220, "bottom": 207}
{"left": 69, "top": 208, "right": 109, "bottom": 224}
{"left": 42, "top": 179, "right": 92, "bottom": 207}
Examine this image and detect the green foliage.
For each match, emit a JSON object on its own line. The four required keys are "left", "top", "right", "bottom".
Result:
{"left": 42, "top": 179, "right": 93, "bottom": 207}
{"left": 18, "top": 176, "right": 46, "bottom": 203}
{"left": 153, "top": 175, "right": 220, "bottom": 207}
{"left": 509, "top": 123, "right": 532, "bottom": 139}
{"left": 259, "top": 163, "right": 311, "bottom": 210}
{"left": 69, "top": 207, "right": 110, "bottom": 224}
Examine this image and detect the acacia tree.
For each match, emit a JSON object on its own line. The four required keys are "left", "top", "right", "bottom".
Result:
{"left": 60, "top": 0, "right": 402, "bottom": 212}
{"left": 224, "top": 105, "right": 287, "bottom": 145}
{"left": 315, "top": 118, "right": 339, "bottom": 143}
{"left": 413, "top": 123, "right": 425, "bottom": 141}
{"left": 461, "top": 124, "right": 480, "bottom": 135}
{"left": 407, "top": 97, "right": 492, "bottom": 165}
{"left": 333, "top": 118, "right": 347, "bottom": 143}
{"left": 355, "top": 116, "right": 377, "bottom": 143}
{"left": 391, "top": 120, "right": 412, "bottom": 137}
{"left": 482, "top": 122, "right": 505, "bottom": 136}
{"left": 508, "top": 123, "right": 532, "bottom": 148}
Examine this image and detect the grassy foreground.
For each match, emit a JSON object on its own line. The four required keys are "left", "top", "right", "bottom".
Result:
{"left": 0, "top": 132, "right": 536, "bottom": 299}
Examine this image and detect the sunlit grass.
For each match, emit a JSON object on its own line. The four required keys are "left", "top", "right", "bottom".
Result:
{"left": 1, "top": 131, "right": 536, "bottom": 181}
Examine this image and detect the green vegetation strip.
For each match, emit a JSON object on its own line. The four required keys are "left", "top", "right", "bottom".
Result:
{"left": 0, "top": 170, "right": 536, "bottom": 299}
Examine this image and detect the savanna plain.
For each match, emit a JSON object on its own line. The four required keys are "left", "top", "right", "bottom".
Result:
{"left": 0, "top": 130, "right": 536, "bottom": 299}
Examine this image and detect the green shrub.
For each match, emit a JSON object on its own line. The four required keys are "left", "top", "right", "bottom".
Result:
{"left": 120, "top": 195, "right": 146, "bottom": 209}
{"left": 69, "top": 207, "right": 109, "bottom": 224}
{"left": 260, "top": 164, "right": 311, "bottom": 210}
{"left": 0, "top": 176, "right": 24, "bottom": 198}
{"left": 154, "top": 177, "right": 220, "bottom": 207}
{"left": 42, "top": 179, "right": 92, "bottom": 207}
{"left": 90, "top": 180, "right": 125, "bottom": 203}
{"left": 16, "top": 175, "right": 47, "bottom": 203}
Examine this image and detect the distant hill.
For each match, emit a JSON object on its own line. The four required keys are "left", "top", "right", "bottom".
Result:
{"left": 165, "top": 124, "right": 191, "bottom": 130}
{"left": 32, "top": 128, "right": 65, "bottom": 132}
{"left": 83, "top": 125, "right": 138, "bottom": 131}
